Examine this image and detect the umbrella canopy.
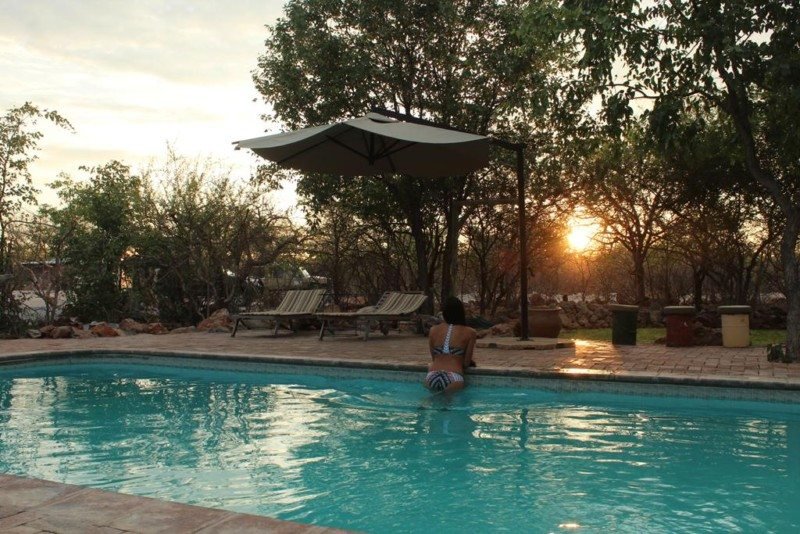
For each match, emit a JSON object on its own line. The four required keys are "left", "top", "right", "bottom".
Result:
{"left": 234, "top": 112, "right": 489, "bottom": 177}
{"left": 235, "top": 109, "right": 531, "bottom": 340}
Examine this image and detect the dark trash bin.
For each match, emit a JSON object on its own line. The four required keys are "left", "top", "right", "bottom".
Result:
{"left": 610, "top": 304, "right": 639, "bottom": 345}
{"left": 663, "top": 306, "right": 695, "bottom": 347}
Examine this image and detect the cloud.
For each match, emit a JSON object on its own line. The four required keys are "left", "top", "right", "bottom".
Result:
{"left": 0, "top": 0, "right": 284, "bottom": 85}
{"left": 0, "top": 0, "right": 289, "bottom": 209}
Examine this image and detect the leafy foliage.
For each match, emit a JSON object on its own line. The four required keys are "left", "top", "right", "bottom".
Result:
{"left": 576, "top": 121, "right": 689, "bottom": 303}
{"left": 0, "top": 103, "right": 71, "bottom": 335}
{"left": 40, "top": 152, "right": 304, "bottom": 325}
{"left": 49, "top": 161, "right": 143, "bottom": 322}
{"left": 135, "top": 153, "right": 303, "bottom": 324}
{"left": 568, "top": 0, "right": 800, "bottom": 358}
{"left": 254, "top": 0, "right": 585, "bottom": 305}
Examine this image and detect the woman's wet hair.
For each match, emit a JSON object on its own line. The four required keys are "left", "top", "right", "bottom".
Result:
{"left": 442, "top": 296, "right": 466, "bottom": 325}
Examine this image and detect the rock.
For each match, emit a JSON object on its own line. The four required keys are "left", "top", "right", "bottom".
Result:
{"left": 421, "top": 315, "right": 441, "bottom": 335}
{"left": 752, "top": 305, "right": 787, "bottom": 329}
{"left": 119, "top": 318, "right": 149, "bottom": 333}
{"left": 118, "top": 318, "right": 169, "bottom": 335}
{"left": 146, "top": 323, "right": 170, "bottom": 335}
{"left": 475, "top": 328, "right": 492, "bottom": 339}
{"left": 50, "top": 325, "right": 73, "bottom": 339}
{"left": 491, "top": 322, "right": 515, "bottom": 337}
{"left": 529, "top": 294, "right": 547, "bottom": 306}
{"left": 27, "top": 329, "right": 42, "bottom": 339}
{"left": 197, "top": 308, "right": 232, "bottom": 332}
{"left": 205, "top": 326, "right": 232, "bottom": 334}
{"left": 40, "top": 325, "right": 55, "bottom": 336}
{"left": 71, "top": 327, "right": 94, "bottom": 339}
{"left": 397, "top": 321, "right": 416, "bottom": 333}
{"left": 563, "top": 319, "right": 579, "bottom": 329}
{"left": 169, "top": 326, "right": 196, "bottom": 334}
{"left": 693, "top": 325, "right": 722, "bottom": 346}
{"left": 649, "top": 309, "right": 662, "bottom": 326}
{"left": 90, "top": 323, "right": 120, "bottom": 337}
{"left": 695, "top": 310, "right": 718, "bottom": 328}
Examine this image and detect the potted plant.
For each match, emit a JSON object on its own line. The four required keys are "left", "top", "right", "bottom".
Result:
{"left": 529, "top": 305, "right": 562, "bottom": 338}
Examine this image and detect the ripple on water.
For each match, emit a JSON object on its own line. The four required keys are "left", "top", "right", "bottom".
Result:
{"left": 1, "top": 363, "right": 800, "bottom": 533}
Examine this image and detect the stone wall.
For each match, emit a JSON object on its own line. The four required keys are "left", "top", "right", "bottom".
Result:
{"left": 482, "top": 301, "right": 788, "bottom": 331}
{"left": 558, "top": 302, "right": 612, "bottom": 329}
{"left": 555, "top": 301, "right": 787, "bottom": 330}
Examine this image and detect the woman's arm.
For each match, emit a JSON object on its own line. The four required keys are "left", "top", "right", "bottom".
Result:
{"left": 463, "top": 328, "right": 477, "bottom": 368}
{"left": 428, "top": 326, "right": 437, "bottom": 358}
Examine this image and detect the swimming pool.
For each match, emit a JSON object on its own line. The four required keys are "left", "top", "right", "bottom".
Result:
{"left": 1, "top": 357, "right": 799, "bottom": 532}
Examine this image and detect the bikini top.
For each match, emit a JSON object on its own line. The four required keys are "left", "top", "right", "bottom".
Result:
{"left": 432, "top": 324, "right": 466, "bottom": 356}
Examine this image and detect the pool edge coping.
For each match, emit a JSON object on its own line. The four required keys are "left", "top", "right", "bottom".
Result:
{"left": 2, "top": 347, "right": 799, "bottom": 392}
{"left": 0, "top": 473, "right": 351, "bottom": 533}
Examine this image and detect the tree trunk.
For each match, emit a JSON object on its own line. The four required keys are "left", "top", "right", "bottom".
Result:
{"left": 692, "top": 267, "right": 705, "bottom": 311}
{"left": 388, "top": 178, "right": 436, "bottom": 314}
{"left": 633, "top": 253, "right": 647, "bottom": 305}
{"left": 440, "top": 201, "right": 461, "bottom": 304}
{"left": 780, "top": 215, "right": 800, "bottom": 361}
{"left": 725, "top": 93, "right": 800, "bottom": 359}
{"left": 331, "top": 229, "right": 344, "bottom": 306}
{"left": 408, "top": 211, "right": 433, "bottom": 314}
{"left": 478, "top": 256, "right": 489, "bottom": 315}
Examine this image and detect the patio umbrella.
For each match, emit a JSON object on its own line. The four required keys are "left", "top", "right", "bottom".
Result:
{"left": 234, "top": 112, "right": 489, "bottom": 177}
{"left": 235, "top": 111, "right": 531, "bottom": 339}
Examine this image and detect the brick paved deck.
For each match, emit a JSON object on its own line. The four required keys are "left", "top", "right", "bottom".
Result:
{"left": 2, "top": 329, "right": 798, "bottom": 386}
{"left": 1, "top": 329, "right": 798, "bottom": 533}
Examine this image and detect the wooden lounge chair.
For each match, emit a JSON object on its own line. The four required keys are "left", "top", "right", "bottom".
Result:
{"left": 316, "top": 291, "right": 428, "bottom": 340}
{"left": 231, "top": 288, "right": 326, "bottom": 337}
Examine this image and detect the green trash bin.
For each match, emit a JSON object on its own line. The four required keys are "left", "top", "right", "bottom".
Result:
{"left": 610, "top": 304, "right": 639, "bottom": 345}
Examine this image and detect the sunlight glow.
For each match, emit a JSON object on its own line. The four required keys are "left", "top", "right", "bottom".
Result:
{"left": 567, "top": 226, "right": 592, "bottom": 251}
{"left": 566, "top": 220, "right": 600, "bottom": 252}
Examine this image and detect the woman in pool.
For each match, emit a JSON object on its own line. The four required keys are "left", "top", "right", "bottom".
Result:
{"left": 425, "top": 296, "right": 477, "bottom": 393}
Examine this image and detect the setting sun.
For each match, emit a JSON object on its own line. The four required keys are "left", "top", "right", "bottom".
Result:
{"left": 567, "top": 219, "right": 600, "bottom": 252}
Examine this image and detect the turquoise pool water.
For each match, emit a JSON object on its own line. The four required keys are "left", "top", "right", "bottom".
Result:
{"left": 1, "top": 361, "right": 799, "bottom": 533}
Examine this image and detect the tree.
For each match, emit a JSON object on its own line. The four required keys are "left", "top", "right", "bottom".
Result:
{"left": 294, "top": 170, "right": 444, "bottom": 309}
{"left": 462, "top": 205, "right": 517, "bottom": 316}
{"left": 569, "top": 0, "right": 800, "bottom": 356}
{"left": 136, "top": 152, "right": 302, "bottom": 324}
{"left": 0, "top": 103, "right": 71, "bottom": 334}
{"left": 254, "top": 0, "right": 577, "bottom": 305}
{"left": 50, "top": 161, "right": 143, "bottom": 322}
{"left": 578, "top": 123, "right": 687, "bottom": 304}
{"left": 15, "top": 209, "right": 73, "bottom": 324}
{"left": 655, "top": 110, "right": 773, "bottom": 307}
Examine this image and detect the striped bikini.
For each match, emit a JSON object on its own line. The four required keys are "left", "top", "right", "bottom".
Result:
{"left": 425, "top": 324, "right": 465, "bottom": 392}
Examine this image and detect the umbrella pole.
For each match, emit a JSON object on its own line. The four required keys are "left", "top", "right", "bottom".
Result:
{"left": 516, "top": 145, "right": 529, "bottom": 341}
{"left": 366, "top": 107, "right": 530, "bottom": 338}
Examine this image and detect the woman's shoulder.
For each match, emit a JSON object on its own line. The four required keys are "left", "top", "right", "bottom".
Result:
{"left": 453, "top": 324, "right": 476, "bottom": 337}
{"left": 430, "top": 323, "right": 475, "bottom": 334}
{"left": 429, "top": 322, "right": 447, "bottom": 334}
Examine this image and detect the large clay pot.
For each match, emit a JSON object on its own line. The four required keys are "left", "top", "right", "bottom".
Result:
{"left": 529, "top": 306, "right": 562, "bottom": 338}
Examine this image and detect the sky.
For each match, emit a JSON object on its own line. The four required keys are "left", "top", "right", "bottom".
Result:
{"left": 0, "top": 0, "right": 297, "bottom": 210}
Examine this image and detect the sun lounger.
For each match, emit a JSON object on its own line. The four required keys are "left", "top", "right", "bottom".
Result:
{"left": 231, "top": 288, "right": 326, "bottom": 337}
{"left": 316, "top": 291, "right": 428, "bottom": 340}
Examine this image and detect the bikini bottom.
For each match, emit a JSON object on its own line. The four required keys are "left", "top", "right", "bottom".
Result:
{"left": 425, "top": 370, "right": 464, "bottom": 392}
